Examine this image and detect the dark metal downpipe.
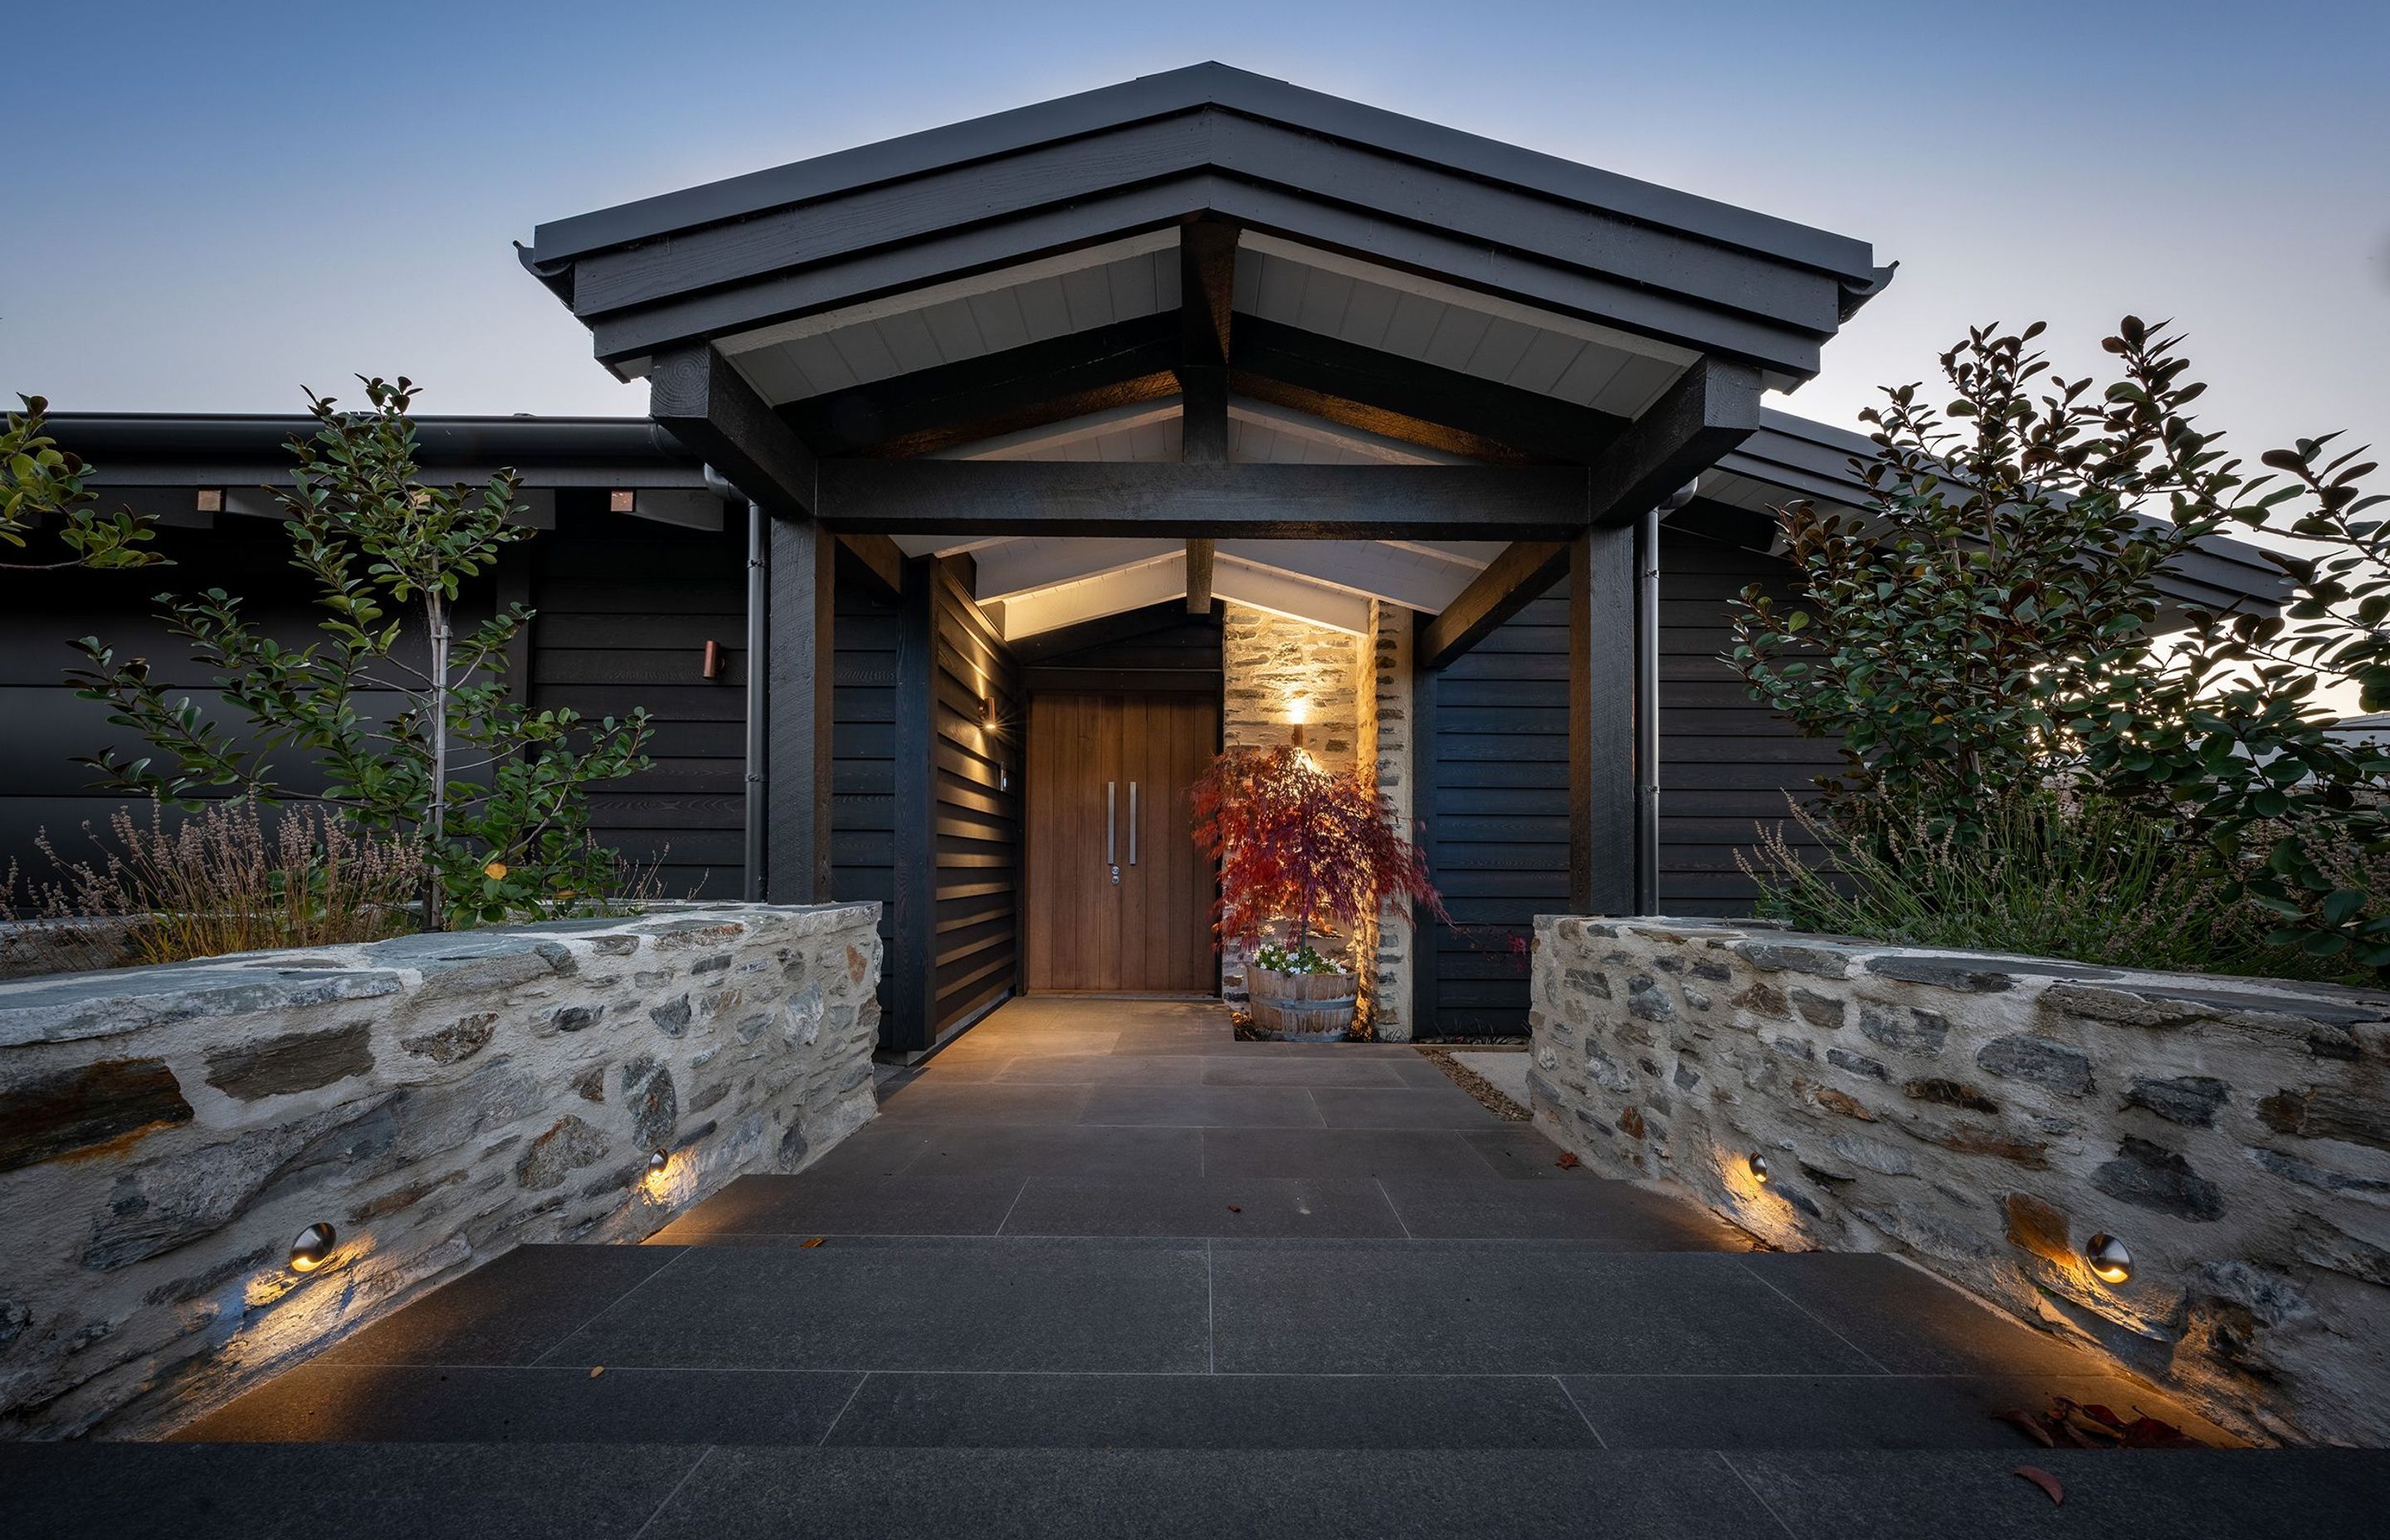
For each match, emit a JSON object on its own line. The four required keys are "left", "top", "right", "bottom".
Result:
{"left": 1634, "top": 481, "right": 1697, "bottom": 915}
{"left": 743, "top": 499, "right": 769, "bottom": 899}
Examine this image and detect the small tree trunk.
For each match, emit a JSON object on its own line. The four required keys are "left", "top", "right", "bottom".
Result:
{"left": 423, "top": 591, "right": 451, "bottom": 931}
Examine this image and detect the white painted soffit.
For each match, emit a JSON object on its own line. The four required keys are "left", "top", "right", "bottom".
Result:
{"left": 993, "top": 548, "right": 1375, "bottom": 641}
{"left": 718, "top": 231, "right": 1179, "bottom": 406}
{"left": 1235, "top": 230, "right": 1701, "bottom": 416}
{"left": 932, "top": 395, "right": 1475, "bottom": 467}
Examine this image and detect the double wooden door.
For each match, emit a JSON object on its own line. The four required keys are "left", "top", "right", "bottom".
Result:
{"left": 1025, "top": 692, "right": 1217, "bottom": 992}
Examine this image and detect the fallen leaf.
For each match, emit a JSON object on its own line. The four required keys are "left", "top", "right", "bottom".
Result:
{"left": 1227, "top": 1205, "right": 1242, "bottom": 1213}
{"left": 2119, "top": 1414, "right": 2203, "bottom": 1450}
{"left": 802, "top": 1236, "right": 825, "bottom": 1249}
{"left": 588, "top": 1366, "right": 605, "bottom": 1379}
{"left": 2012, "top": 1466, "right": 2065, "bottom": 1506}
{"left": 1555, "top": 1151, "right": 1581, "bottom": 1169}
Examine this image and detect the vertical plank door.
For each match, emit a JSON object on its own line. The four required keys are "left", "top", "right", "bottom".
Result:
{"left": 1026, "top": 692, "right": 1217, "bottom": 993}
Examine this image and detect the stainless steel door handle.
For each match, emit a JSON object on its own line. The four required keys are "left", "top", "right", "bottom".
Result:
{"left": 1106, "top": 781, "right": 1116, "bottom": 865}
{"left": 1129, "top": 781, "right": 1139, "bottom": 865}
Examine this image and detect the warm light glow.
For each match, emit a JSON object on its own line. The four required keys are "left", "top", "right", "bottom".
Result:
{"left": 287, "top": 1223, "right": 337, "bottom": 1274}
{"left": 2085, "top": 1232, "right": 2133, "bottom": 1284}
{"left": 1747, "top": 1153, "right": 1770, "bottom": 1184}
{"left": 981, "top": 694, "right": 999, "bottom": 730}
{"left": 641, "top": 1149, "right": 673, "bottom": 1200}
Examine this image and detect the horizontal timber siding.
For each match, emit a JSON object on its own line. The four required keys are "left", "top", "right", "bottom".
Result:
{"left": 1414, "top": 514, "right": 1830, "bottom": 1037}
{"left": 528, "top": 500, "right": 747, "bottom": 899}
{"left": 832, "top": 550, "right": 900, "bottom": 1011}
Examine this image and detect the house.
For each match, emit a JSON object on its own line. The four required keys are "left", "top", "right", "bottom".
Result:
{"left": 1, "top": 64, "right": 2286, "bottom": 1055}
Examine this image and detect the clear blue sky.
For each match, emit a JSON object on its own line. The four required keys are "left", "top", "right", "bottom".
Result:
{"left": 7, "top": 1, "right": 2385, "bottom": 461}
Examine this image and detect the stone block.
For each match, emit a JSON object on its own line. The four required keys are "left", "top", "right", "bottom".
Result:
{"left": 2123, "top": 1075, "right": 2229, "bottom": 1128}
{"left": 0, "top": 1060, "right": 193, "bottom": 1174}
{"left": 1974, "top": 1036, "right": 2095, "bottom": 1098}
{"left": 2091, "top": 1137, "right": 2226, "bottom": 1221}
{"left": 204, "top": 1024, "right": 373, "bottom": 1100}
{"left": 1858, "top": 1006, "right": 1949, "bottom": 1056}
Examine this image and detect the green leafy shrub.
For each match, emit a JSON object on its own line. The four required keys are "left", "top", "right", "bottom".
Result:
{"left": 67, "top": 378, "right": 653, "bottom": 928}
{"left": 1741, "top": 793, "right": 2339, "bottom": 980}
{"left": 3, "top": 395, "right": 166, "bottom": 572}
{"left": 1732, "top": 315, "right": 2388, "bottom": 975}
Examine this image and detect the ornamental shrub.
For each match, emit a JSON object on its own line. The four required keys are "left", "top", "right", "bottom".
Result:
{"left": 67, "top": 378, "right": 653, "bottom": 929}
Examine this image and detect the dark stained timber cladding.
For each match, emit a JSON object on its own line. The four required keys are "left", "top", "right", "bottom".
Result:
{"left": 1655, "top": 523, "right": 1838, "bottom": 914}
{"left": 529, "top": 500, "right": 748, "bottom": 899}
{"left": 833, "top": 548, "right": 901, "bottom": 1001}
{"left": 1414, "top": 524, "right": 1834, "bottom": 1035}
{"left": 1418, "top": 587, "right": 1571, "bottom": 1039}
{"left": 0, "top": 516, "right": 495, "bottom": 886}
{"left": 925, "top": 562, "right": 1022, "bottom": 1044}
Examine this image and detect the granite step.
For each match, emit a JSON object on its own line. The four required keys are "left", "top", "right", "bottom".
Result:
{"left": 7, "top": 1443, "right": 2385, "bottom": 1540}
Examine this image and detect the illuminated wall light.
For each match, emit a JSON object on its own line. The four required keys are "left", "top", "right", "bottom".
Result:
{"left": 981, "top": 694, "right": 999, "bottom": 731}
{"left": 2085, "top": 1232, "right": 2133, "bottom": 1284}
{"left": 1747, "top": 1153, "right": 1770, "bottom": 1184}
{"left": 287, "top": 1223, "right": 338, "bottom": 1274}
{"left": 646, "top": 1149, "right": 671, "bottom": 1177}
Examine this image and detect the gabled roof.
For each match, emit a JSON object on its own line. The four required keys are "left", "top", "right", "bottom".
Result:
{"left": 519, "top": 62, "right": 1892, "bottom": 387}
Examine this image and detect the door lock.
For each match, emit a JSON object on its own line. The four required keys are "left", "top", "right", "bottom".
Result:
{"left": 1110, "top": 864, "right": 1121, "bottom": 885}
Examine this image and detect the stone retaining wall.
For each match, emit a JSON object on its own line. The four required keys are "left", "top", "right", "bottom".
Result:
{"left": 0, "top": 902, "right": 882, "bottom": 1438}
{"left": 1529, "top": 915, "right": 2390, "bottom": 1446}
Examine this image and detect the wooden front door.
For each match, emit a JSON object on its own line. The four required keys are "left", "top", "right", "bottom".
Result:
{"left": 1025, "top": 692, "right": 1217, "bottom": 992}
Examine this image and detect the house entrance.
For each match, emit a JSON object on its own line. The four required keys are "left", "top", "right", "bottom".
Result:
{"left": 1023, "top": 691, "right": 1218, "bottom": 993}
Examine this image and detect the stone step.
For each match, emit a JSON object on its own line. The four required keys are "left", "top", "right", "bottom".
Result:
{"left": 7, "top": 1442, "right": 2385, "bottom": 1539}
{"left": 171, "top": 1362, "right": 2239, "bottom": 1452}
{"left": 166, "top": 1236, "right": 2223, "bottom": 1440}
{"left": 644, "top": 1171, "right": 1749, "bottom": 1246}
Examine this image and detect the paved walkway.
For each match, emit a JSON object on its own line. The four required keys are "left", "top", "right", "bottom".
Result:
{"left": 7, "top": 997, "right": 2386, "bottom": 1538}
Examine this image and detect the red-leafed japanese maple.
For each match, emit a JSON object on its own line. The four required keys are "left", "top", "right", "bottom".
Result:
{"left": 1190, "top": 744, "right": 1449, "bottom": 963}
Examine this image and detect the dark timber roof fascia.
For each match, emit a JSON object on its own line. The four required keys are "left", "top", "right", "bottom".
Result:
{"left": 524, "top": 61, "right": 1880, "bottom": 285}
{"left": 1720, "top": 408, "right": 2290, "bottom": 610}
{"left": 45, "top": 413, "right": 710, "bottom": 490}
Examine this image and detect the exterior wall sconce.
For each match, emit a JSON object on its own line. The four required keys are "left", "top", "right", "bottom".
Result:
{"left": 646, "top": 1150, "right": 671, "bottom": 1177}
{"left": 2085, "top": 1233, "right": 2133, "bottom": 1284}
{"left": 195, "top": 488, "right": 224, "bottom": 514}
{"left": 288, "top": 1224, "right": 338, "bottom": 1274}
{"left": 1289, "top": 723, "right": 1308, "bottom": 751}
{"left": 981, "top": 694, "right": 1000, "bottom": 731}
{"left": 608, "top": 489, "right": 637, "bottom": 514}
{"left": 702, "top": 640, "right": 725, "bottom": 680}
{"left": 1747, "top": 1153, "right": 1770, "bottom": 1184}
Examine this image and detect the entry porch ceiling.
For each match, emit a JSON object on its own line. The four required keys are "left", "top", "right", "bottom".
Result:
{"left": 522, "top": 63, "right": 1891, "bottom": 394}
{"left": 886, "top": 395, "right": 1507, "bottom": 636}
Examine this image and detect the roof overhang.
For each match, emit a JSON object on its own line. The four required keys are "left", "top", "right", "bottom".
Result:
{"left": 520, "top": 62, "right": 1891, "bottom": 389}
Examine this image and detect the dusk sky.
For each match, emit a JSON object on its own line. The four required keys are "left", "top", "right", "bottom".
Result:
{"left": 8, "top": 1, "right": 2385, "bottom": 466}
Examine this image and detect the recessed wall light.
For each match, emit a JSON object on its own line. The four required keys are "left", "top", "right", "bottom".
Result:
{"left": 2085, "top": 1232, "right": 2133, "bottom": 1284}
{"left": 288, "top": 1224, "right": 337, "bottom": 1274}
{"left": 1747, "top": 1153, "right": 1770, "bottom": 1184}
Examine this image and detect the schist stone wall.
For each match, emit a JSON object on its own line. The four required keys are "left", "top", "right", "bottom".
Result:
{"left": 0, "top": 902, "right": 882, "bottom": 1439}
{"left": 1529, "top": 915, "right": 2390, "bottom": 1447}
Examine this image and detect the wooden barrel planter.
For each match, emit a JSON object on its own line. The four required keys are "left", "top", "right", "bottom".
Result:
{"left": 1247, "top": 966, "right": 1359, "bottom": 1041}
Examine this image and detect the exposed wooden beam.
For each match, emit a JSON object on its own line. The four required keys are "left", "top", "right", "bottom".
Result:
{"left": 648, "top": 344, "right": 819, "bottom": 517}
{"left": 1183, "top": 538, "right": 1216, "bottom": 614}
{"left": 1417, "top": 540, "right": 1569, "bottom": 669}
{"left": 1230, "top": 317, "right": 1626, "bottom": 464}
{"left": 1180, "top": 218, "right": 1237, "bottom": 369}
{"left": 1586, "top": 357, "right": 1763, "bottom": 526}
{"left": 1568, "top": 526, "right": 1636, "bottom": 917}
{"left": 780, "top": 313, "right": 1178, "bottom": 456}
{"left": 836, "top": 530, "right": 905, "bottom": 598}
{"left": 766, "top": 515, "right": 836, "bottom": 900}
{"left": 815, "top": 461, "right": 1593, "bottom": 539}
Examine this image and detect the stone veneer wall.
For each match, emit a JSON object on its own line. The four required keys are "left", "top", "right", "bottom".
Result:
{"left": 1529, "top": 916, "right": 2390, "bottom": 1445}
{"left": 1367, "top": 602, "right": 1416, "bottom": 1040}
{"left": 1218, "top": 603, "right": 1369, "bottom": 1008}
{"left": 0, "top": 902, "right": 881, "bottom": 1439}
